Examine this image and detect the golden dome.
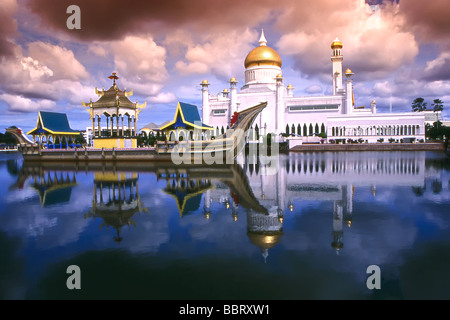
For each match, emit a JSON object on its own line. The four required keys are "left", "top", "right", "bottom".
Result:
{"left": 331, "top": 37, "right": 343, "bottom": 49}
{"left": 223, "top": 88, "right": 229, "bottom": 92}
{"left": 345, "top": 68, "right": 353, "bottom": 75}
{"left": 247, "top": 231, "right": 283, "bottom": 249}
{"left": 245, "top": 45, "right": 282, "bottom": 69}
{"left": 201, "top": 79, "right": 209, "bottom": 85}
{"left": 287, "top": 84, "right": 293, "bottom": 89}
{"left": 230, "top": 77, "right": 238, "bottom": 83}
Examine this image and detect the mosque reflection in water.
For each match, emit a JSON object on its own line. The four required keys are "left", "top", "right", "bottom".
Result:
{"left": 17, "top": 151, "right": 433, "bottom": 260}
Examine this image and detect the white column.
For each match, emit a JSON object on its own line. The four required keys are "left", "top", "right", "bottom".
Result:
{"left": 230, "top": 77, "right": 238, "bottom": 116}
{"left": 276, "top": 74, "right": 285, "bottom": 134}
{"left": 201, "top": 80, "right": 210, "bottom": 125}
{"left": 345, "top": 70, "right": 354, "bottom": 115}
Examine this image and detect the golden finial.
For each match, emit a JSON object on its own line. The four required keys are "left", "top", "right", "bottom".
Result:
{"left": 108, "top": 72, "right": 119, "bottom": 85}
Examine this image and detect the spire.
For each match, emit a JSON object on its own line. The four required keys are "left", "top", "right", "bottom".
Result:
{"left": 259, "top": 28, "right": 267, "bottom": 46}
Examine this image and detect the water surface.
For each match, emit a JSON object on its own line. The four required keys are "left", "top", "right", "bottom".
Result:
{"left": 0, "top": 151, "right": 449, "bottom": 300}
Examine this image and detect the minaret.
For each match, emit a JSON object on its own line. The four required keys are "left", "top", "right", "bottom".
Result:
{"left": 332, "top": 200, "right": 344, "bottom": 253}
{"left": 201, "top": 80, "right": 210, "bottom": 125}
{"left": 331, "top": 37, "right": 344, "bottom": 95}
{"left": 230, "top": 77, "right": 238, "bottom": 115}
{"left": 344, "top": 68, "right": 354, "bottom": 115}
{"left": 275, "top": 73, "right": 284, "bottom": 133}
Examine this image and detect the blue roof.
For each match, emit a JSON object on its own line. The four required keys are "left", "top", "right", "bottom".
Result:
{"left": 28, "top": 111, "right": 79, "bottom": 135}
{"left": 179, "top": 102, "right": 202, "bottom": 124}
{"left": 160, "top": 102, "right": 213, "bottom": 131}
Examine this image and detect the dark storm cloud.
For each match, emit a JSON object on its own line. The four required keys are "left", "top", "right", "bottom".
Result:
{"left": 400, "top": 0, "right": 450, "bottom": 44}
{"left": 25, "top": 0, "right": 279, "bottom": 41}
{"left": 0, "top": 0, "right": 19, "bottom": 57}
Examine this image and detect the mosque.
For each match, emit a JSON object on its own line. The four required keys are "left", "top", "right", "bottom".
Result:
{"left": 201, "top": 30, "right": 426, "bottom": 144}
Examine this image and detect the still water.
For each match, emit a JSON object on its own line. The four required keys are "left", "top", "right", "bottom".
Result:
{"left": 0, "top": 151, "right": 449, "bottom": 300}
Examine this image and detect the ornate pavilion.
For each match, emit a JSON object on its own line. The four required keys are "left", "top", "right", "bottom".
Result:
{"left": 27, "top": 111, "right": 81, "bottom": 148}
{"left": 82, "top": 73, "right": 146, "bottom": 148}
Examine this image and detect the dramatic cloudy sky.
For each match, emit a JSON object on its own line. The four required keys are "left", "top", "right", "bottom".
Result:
{"left": 1, "top": 0, "right": 449, "bottom": 133}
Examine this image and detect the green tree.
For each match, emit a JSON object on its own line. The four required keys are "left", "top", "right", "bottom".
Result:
{"left": 411, "top": 97, "right": 427, "bottom": 112}
{"left": 74, "top": 133, "right": 86, "bottom": 145}
{"left": 432, "top": 98, "right": 444, "bottom": 129}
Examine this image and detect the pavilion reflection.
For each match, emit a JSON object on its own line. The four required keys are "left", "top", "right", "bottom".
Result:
{"left": 84, "top": 171, "right": 148, "bottom": 242}
{"left": 11, "top": 162, "right": 78, "bottom": 207}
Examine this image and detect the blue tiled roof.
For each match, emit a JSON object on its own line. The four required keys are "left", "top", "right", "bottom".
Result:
{"left": 28, "top": 111, "right": 79, "bottom": 135}
{"left": 160, "top": 102, "right": 213, "bottom": 131}
{"left": 179, "top": 102, "right": 202, "bottom": 123}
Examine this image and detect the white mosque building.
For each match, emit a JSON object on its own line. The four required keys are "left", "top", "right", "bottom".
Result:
{"left": 200, "top": 30, "right": 426, "bottom": 144}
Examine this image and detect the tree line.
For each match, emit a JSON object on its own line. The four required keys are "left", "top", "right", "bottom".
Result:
{"left": 411, "top": 97, "right": 448, "bottom": 141}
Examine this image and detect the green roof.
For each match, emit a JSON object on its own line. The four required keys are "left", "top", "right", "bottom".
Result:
{"left": 27, "top": 111, "right": 79, "bottom": 135}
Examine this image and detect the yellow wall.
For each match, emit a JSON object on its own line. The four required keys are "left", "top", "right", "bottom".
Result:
{"left": 93, "top": 138, "right": 136, "bottom": 149}
{"left": 94, "top": 172, "right": 138, "bottom": 182}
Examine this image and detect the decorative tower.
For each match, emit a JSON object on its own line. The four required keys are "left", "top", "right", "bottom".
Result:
{"left": 275, "top": 73, "right": 284, "bottom": 133}
{"left": 201, "top": 79, "right": 210, "bottom": 125}
{"left": 331, "top": 37, "right": 344, "bottom": 95}
{"left": 344, "top": 68, "right": 354, "bottom": 115}
{"left": 230, "top": 77, "right": 238, "bottom": 115}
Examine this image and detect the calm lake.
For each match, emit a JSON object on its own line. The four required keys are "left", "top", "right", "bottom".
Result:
{"left": 1, "top": 150, "right": 449, "bottom": 300}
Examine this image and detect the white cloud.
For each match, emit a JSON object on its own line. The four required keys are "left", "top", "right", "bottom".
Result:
{"left": 174, "top": 28, "right": 257, "bottom": 80}
{"left": 109, "top": 35, "right": 168, "bottom": 95}
{"left": 27, "top": 42, "right": 89, "bottom": 80}
{"left": 276, "top": 1, "right": 418, "bottom": 80}
{"left": 146, "top": 92, "right": 177, "bottom": 104}
{"left": 87, "top": 44, "right": 108, "bottom": 57}
{"left": 0, "top": 93, "right": 56, "bottom": 112}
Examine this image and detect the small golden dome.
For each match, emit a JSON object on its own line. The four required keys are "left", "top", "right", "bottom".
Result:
{"left": 201, "top": 79, "right": 209, "bottom": 85}
{"left": 223, "top": 88, "right": 229, "bottom": 92}
{"left": 287, "top": 84, "right": 293, "bottom": 89}
{"left": 331, "top": 37, "right": 343, "bottom": 49}
{"left": 244, "top": 45, "right": 282, "bottom": 69}
{"left": 345, "top": 68, "right": 353, "bottom": 75}
{"left": 276, "top": 73, "right": 283, "bottom": 78}
{"left": 230, "top": 77, "right": 238, "bottom": 83}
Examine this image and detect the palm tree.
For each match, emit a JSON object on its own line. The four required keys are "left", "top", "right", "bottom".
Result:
{"left": 411, "top": 97, "right": 427, "bottom": 112}
{"left": 432, "top": 98, "right": 444, "bottom": 129}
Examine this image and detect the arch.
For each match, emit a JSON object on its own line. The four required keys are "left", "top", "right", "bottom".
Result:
{"left": 303, "top": 124, "right": 307, "bottom": 136}
{"left": 286, "top": 124, "right": 290, "bottom": 135}
{"left": 178, "top": 130, "right": 186, "bottom": 141}
{"left": 297, "top": 124, "right": 301, "bottom": 136}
